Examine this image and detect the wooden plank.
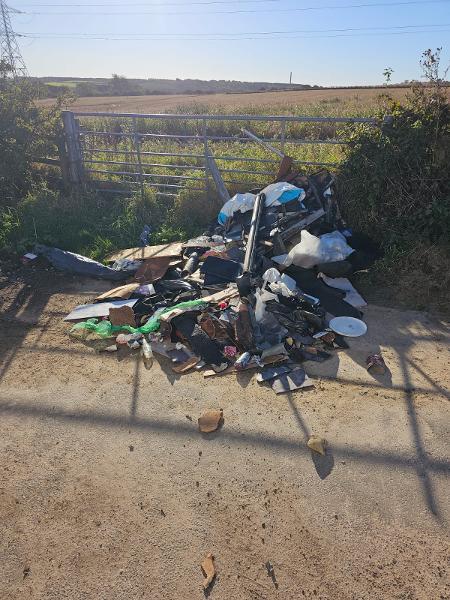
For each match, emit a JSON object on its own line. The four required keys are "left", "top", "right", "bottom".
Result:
{"left": 106, "top": 242, "right": 183, "bottom": 263}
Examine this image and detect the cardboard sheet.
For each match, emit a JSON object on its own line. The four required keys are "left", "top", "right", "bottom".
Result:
{"left": 134, "top": 257, "right": 180, "bottom": 284}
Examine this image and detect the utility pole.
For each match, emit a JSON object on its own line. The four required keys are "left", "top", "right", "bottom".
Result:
{"left": 0, "top": 1, "right": 28, "bottom": 78}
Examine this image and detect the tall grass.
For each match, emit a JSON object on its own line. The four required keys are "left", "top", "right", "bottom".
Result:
{"left": 79, "top": 97, "right": 371, "bottom": 202}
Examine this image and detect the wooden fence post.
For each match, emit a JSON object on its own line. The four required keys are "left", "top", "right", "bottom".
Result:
{"left": 62, "top": 110, "right": 83, "bottom": 188}
{"left": 57, "top": 133, "right": 70, "bottom": 191}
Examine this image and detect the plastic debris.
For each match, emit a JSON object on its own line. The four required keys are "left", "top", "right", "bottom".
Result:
{"left": 36, "top": 244, "right": 130, "bottom": 281}
{"left": 70, "top": 300, "right": 207, "bottom": 337}
{"left": 366, "top": 353, "right": 387, "bottom": 375}
{"left": 271, "top": 368, "right": 314, "bottom": 394}
{"left": 284, "top": 230, "right": 354, "bottom": 269}
{"left": 141, "top": 338, "right": 154, "bottom": 369}
{"left": 329, "top": 317, "right": 368, "bottom": 337}
{"left": 63, "top": 167, "right": 375, "bottom": 398}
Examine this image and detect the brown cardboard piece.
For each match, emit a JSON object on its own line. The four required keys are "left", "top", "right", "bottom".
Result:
{"left": 109, "top": 305, "right": 136, "bottom": 327}
{"left": 198, "top": 410, "right": 223, "bottom": 433}
{"left": 134, "top": 257, "right": 180, "bottom": 284}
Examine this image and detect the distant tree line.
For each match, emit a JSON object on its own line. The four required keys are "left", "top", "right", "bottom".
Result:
{"left": 36, "top": 74, "right": 318, "bottom": 98}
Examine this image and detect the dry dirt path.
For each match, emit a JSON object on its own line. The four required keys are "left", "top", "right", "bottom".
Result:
{"left": 0, "top": 272, "right": 449, "bottom": 599}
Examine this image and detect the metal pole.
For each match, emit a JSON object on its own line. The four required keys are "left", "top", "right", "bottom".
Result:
{"left": 241, "top": 128, "right": 285, "bottom": 158}
{"left": 202, "top": 120, "right": 209, "bottom": 193}
{"left": 280, "top": 120, "right": 286, "bottom": 154}
{"left": 206, "top": 151, "right": 230, "bottom": 204}
{"left": 133, "top": 117, "right": 145, "bottom": 201}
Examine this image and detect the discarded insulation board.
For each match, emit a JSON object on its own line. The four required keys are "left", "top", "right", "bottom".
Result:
{"left": 106, "top": 243, "right": 183, "bottom": 263}
{"left": 64, "top": 299, "right": 138, "bottom": 321}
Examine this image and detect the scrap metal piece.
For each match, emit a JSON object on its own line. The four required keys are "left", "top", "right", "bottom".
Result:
{"left": 236, "top": 192, "right": 265, "bottom": 298}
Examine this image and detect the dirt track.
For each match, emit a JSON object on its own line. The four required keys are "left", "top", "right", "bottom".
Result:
{"left": 38, "top": 87, "right": 416, "bottom": 113}
{"left": 0, "top": 269, "right": 449, "bottom": 599}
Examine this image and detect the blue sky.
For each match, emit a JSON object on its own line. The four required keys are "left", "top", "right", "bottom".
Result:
{"left": 11, "top": 0, "right": 450, "bottom": 85}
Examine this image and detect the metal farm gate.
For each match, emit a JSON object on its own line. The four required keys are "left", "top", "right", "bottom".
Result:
{"left": 61, "top": 110, "right": 391, "bottom": 202}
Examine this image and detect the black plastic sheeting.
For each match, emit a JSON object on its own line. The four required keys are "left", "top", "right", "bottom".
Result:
{"left": 35, "top": 245, "right": 129, "bottom": 281}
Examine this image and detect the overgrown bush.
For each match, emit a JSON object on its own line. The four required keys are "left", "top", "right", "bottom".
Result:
{"left": 339, "top": 50, "right": 449, "bottom": 245}
{"left": 170, "top": 183, "right": 222, "bottom": 237}
{"left": 2, "top": 186, "right": 178, "bottom": 261}
{"left": 338, "top": 49, "right": 449, "bottom": 311}
{"left": 0, "top": 64, "right": 66, "bottom": 209}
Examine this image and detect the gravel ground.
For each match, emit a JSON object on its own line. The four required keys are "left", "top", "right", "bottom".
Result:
{"left": 0, "top": 270, "right": 449, "bottom": 599}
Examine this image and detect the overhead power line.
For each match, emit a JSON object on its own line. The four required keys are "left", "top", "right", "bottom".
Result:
{"left": 16, "top": 0, "right": 450, "bottom": 16}
{"left": 20, "top": 28, "right": 450, "bottom": 41}
{"left": 11, "top": 0, "right": 280, "bottom": 5}
{"left": 18, "top": 23, "right": 450, "bottom": 38}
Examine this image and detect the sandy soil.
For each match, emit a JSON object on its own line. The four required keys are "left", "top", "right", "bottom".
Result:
{"left": 0, "top": 268, "right": 449, "bottom": 599}
{"left": 37, "top": 87, "right": 418, "bottom": 113}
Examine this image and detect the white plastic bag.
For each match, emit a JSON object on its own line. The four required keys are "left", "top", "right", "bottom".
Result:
{"left": 318, "top": 231, "right": 354, "bottom": 264}
{"left": 261, "top": 268, "right": 297, "bottom": 298}
{"left": 284, "top": 230, "right": 353, "bottom": 269}
{"left": 254, "top": 287, "right": 278, "bottom": 322}
{"left": 217, "top": 193, "right": 256, "bottom": 225}
{"left": 284, "top": 230, "right": 323, "bottom": 268}
{"left": 260, "top": 182, "right": 306, "bottom": 207}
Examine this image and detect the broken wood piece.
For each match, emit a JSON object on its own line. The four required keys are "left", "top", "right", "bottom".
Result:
{"left": 307, "top": 435, "right": 327, "bottom": 456}
{"left": 95, "top": 283, "right": 139, "bottom": 302}
{"left": 201, "top": 553, "right": 216, "bottom": 590}
{"left": 201, "top": 287, "right": 240, "bottom": 304}
{"left": 198, "top": 410, "right": 223, "bottom": 433}
{"left": 172, "top": 356, "right": 200, "bottom": 374}
{"left": 276, "top": 155, "right": 294, "bottom": 180}
{"left": 109, "top": 305, "right": 136, "bottom": 327}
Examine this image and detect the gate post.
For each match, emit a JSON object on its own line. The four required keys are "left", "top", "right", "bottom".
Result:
{"left": 62, "top": 110, "right": 83, "bottom": 188}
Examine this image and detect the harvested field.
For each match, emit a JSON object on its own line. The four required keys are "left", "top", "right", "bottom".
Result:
{"left": 38, "top": 86, "right": 424, "bottom": 113}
